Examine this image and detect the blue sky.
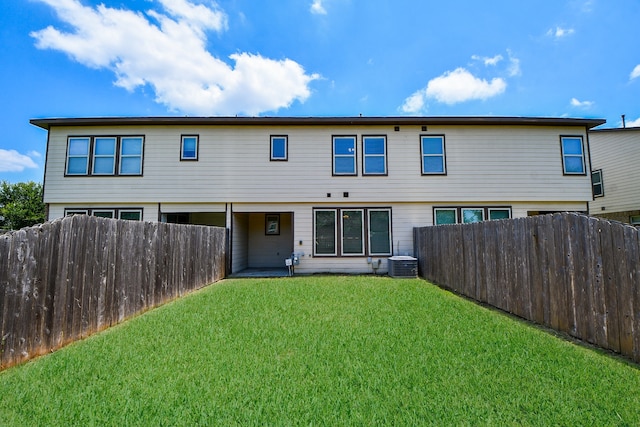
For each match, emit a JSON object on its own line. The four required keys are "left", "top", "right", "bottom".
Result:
{"left": 1, "top": 0, "right": 639, "bottom": 183}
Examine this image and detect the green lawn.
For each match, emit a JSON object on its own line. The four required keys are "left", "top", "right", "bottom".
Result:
{"left": 1, "top": 276, "right": 639, "bottom": 425}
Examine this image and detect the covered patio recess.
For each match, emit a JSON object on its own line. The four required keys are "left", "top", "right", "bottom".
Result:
{"left": 231, "top": 211, "right": 293, "bottom": 276}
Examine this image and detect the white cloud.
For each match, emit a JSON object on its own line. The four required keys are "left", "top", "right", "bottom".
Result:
{"left": 471, "top": 54, "right": 503, "bottom": 66}
{"left": 630, "top": 64, "right": 640, "bottom": 80}
{"left": 400, "top": 90, "right": 426, "bottom": 114}
{"left": 506, "top": 50, "right": 521, "bottom": 77}
{"left": 547, "top": 26, "right": 575, "bottom": 38}
{"left": 31, "top": 0, "right": 319, "bottom": 115}
{"left": 424, "top": 68, "right": 506, "bottom": 105}
{"left": 570, "top": 97, "right": 594, "bottom": 108}
{"left": 625, "top": 117, "right": 640, "bottom": 127}
{"left": 310, "top": 0, "right": 327, "bottom": 15}
{"left": 0, "top": 149, "right": 39, "bottom": 173}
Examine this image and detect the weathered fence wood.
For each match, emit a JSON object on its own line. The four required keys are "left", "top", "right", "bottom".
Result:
{"left": 0, "top": 215, "right": 226, "bottom": 370}
{"left": 415, "top": 212, "right": 640, "bottom": 364}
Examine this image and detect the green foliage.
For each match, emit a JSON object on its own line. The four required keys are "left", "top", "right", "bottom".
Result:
{"left": 0, "top": 181, "right": 45, "bottom": 230}
{"left": 1, "top": 277, "right": 639, "bottom": 425}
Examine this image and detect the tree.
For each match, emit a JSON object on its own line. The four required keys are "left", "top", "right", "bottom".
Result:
{"left": 0, "top": 181, "right": 46, "bottom": 230}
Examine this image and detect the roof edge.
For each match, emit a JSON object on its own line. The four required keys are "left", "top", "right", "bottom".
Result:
{"left": 30, "top": 115, "right": 607, "bottom": 130}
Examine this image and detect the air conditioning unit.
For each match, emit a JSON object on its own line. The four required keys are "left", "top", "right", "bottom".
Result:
{"left": 387, "top": 256, "right": 418, "bottom": 278}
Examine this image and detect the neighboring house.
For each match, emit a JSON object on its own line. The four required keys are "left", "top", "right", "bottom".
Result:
{"left": 31, "top": 116, "right": 604, "bottom": 275}
{"left": 588, "top": 126, "right": 640, "bottom": 225}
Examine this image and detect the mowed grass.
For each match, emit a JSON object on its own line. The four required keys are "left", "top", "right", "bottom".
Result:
{"left": 1, "top": 276, "right": 639, "bottom": 425}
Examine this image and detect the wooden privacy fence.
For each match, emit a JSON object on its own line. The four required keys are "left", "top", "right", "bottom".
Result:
{"left": 414, "top": 212, "right": 640, "bottom": 363}
{"left": 0, "top": 215, "right": 226, "bottom": 369}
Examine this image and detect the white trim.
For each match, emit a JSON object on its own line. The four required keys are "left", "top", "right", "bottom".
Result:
{"left": 434, "top": 207, "right": 458, "bottom": 225}
{"left": 314, "top": 209, "right": 338, "bottom": 256}
{"left": 341, "top": 209, "right": 365, "bottom": 256}
{"left": 461, "top": 207, "right": 485, "bottom": 223}
{"left": 367, "top": 208, "right": 392, "bottom": 255}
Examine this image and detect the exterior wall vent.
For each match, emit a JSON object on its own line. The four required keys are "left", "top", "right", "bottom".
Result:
{"left": 387, "top": 256, "right": 418, "bottom": 278}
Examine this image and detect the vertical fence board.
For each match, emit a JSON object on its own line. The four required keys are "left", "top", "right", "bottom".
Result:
{"left": 600, "top": 220, "right": 621, "bottom": 353}
{"left": 565, "top": 214, "right": 579, "bottom": 337}
{"left": 483, "top": 221, "right": 498, "bottom": 308}
{"left": 0, "top": 234, "right": 10, "bottom": 367}
{"left": 573, "top": 215, "right": 594, "bottom": 343}
{"left": 628, "top": 227, "right": 640, "bottom": 363}
{"left": 462, "top": 226, "right": 475, "bottom": 299}
{"left": 529, "top": 216, "right": 544, "bottom": 325}
{"left": 616, "top": 224, "right": 635, "bottom": 356}
{"left": 2, "top": 232, "right": 21, "bottom": 366}
{"left": 589, "top": 218, "right": 608, "bottom": 348}
{"left": 471, "top": 222, "right": 485, "bottom": 302}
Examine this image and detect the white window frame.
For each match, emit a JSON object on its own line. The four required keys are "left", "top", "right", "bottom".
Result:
{"left": 118, "top": 209, "right": 143, "bottom": 221}
{"left": 630, "top": 215, "right": 640, "bottom": 225}
{"left": 66, "top": 137, "right": 91, "bottom": 175}
{"left": 341, "top": 209, "right": 365, "bottom": 256}
{"left": 462, "top": 208, "right": 485, "bottom": 224}
{"left": 65, "top": 209, "right": 89, "bottom": 216}
{"left": 434, "top": 208, "right": 458, "bottom": 225}
{"left": 560, "top": 136, "right": 586, "bottom": 175}
{"left": 92, "top": 209, "right": 116, "bottom": 219}
{"left": 421, "top": 135, "right": 446, "bottom": 175}
{"left": 118, "top": 136, "right": 144, "bottom": 175}
{"left": 270, "top": 135, "right": 288, "bottom": 161}
{"left": 591, "top": 169, "right": 604, "bottom": 197}
{"left": 92, "top": 137, "right": 117, "bottom": 175}
{"left": 181, "top": 135, "right": 198, "bottom": 161}
{"left": 332, "top": 135, "right": 357, "bottom": 176}
{"left": 488, "top": 207, "right": 512, "bottom": 221}
{"left": 367, "top": 208, "right": 392, "bottom": 255}
{"left": 362, "top": 135, "right": 387, "bottom": 175}
{"left": 314, "top": 209, "right": 338, "bottom": 256}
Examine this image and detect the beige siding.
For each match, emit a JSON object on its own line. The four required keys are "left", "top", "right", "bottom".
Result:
{"left": 44, "top": 124, "right": 592, "bottom": 206}
{"left": 589, "top": 128, "right": 640, "bottom": 215}
{"left": 231, "top": 213, "right": 249, "bottom": 273}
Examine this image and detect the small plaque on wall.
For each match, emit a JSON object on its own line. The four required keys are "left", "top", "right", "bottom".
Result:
{"left": 265, "top": 214, "right": 280, "bottom": 235}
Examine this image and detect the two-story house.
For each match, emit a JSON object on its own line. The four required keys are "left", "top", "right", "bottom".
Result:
{"left": 31, "top": 116, "right": 605, "bottom": 275}
{"left": 588, "top": 126, "right": 640, "bottom": 225}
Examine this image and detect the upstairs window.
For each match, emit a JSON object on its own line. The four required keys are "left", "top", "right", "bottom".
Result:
{"left": 65, "top": 136, "right": 144, "bottom": 176}
{"left": 66, "top": 137, "right": 90, "bottom": 175}
{"left": 591, "top": 169, "right": 604, "bottom": 197}
{"left": 181, "top": 135, "right": 198, "bottom": 160}
{"left": 560, "top": 136, "right": 586, "bottom": 175}
{"left": 92, "top": 137, "right": 116, "bottom": 175}
{"left": 421, "top": 135, "right": 446, "bottom": 175}
{"left": 119, "top": 137, "right": 143, "bottom": 175}
{"left": 333, "top": 136, "right": 357, "bottom": 175}
{"left": 270, "top": 135, "right": 288, "bottom": 161}
{"left": 362, "top": 136, "right": 387, "bottom": 175}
